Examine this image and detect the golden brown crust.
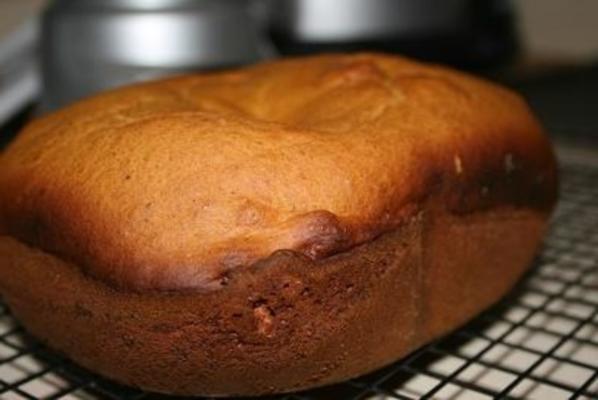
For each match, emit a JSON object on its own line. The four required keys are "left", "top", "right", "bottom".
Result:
{"left": 0, "top": 53, "right": 557, "bottom": 290}
{"left": 0, "top": 53, "right": 558, "bottom": 396}
{"left": 0, "top": 208, "right": 547, "bottom": 396}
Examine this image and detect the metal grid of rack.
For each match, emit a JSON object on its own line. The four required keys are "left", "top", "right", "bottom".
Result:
{"left": 0, "top": 159, "right": 597, "bottom": 399}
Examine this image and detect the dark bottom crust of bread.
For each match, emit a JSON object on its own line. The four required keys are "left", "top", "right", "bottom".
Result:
{"left": 0, "top": 208, "right": 547, "bottom": 396}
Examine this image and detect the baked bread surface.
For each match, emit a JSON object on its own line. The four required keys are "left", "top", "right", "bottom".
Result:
{"left": 0, "top": 53, "right": 555, "bottom": 290}
{"left": 0, "top": 53, "right": 557, "bottom": 396}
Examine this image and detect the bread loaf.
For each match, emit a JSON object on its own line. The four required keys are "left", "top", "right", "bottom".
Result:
{"left": 0, "top": 53, "right": 557, "bottom": 396}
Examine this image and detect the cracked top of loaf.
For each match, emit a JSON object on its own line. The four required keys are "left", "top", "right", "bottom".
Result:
{"left": 0, "top": 53, "right": 557, "bottom": 290}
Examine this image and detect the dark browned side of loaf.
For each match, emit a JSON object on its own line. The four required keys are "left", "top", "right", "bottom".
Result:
{"left": 0, "top": 207, "right": 549, "bottom": 396}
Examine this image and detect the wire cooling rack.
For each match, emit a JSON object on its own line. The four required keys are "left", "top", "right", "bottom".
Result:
{"left": 0, "top": 157, "right": 597, "bottom": 400}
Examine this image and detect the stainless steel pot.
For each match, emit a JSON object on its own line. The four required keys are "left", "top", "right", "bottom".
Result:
{"left": 270, "top": 0, "right": 470, "bottom": 42}
{"left": 41, "top": 0, "right": 272, "bottom": 110}
{"left": 268, "top": 0, "right": 518, "bottom": 70}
